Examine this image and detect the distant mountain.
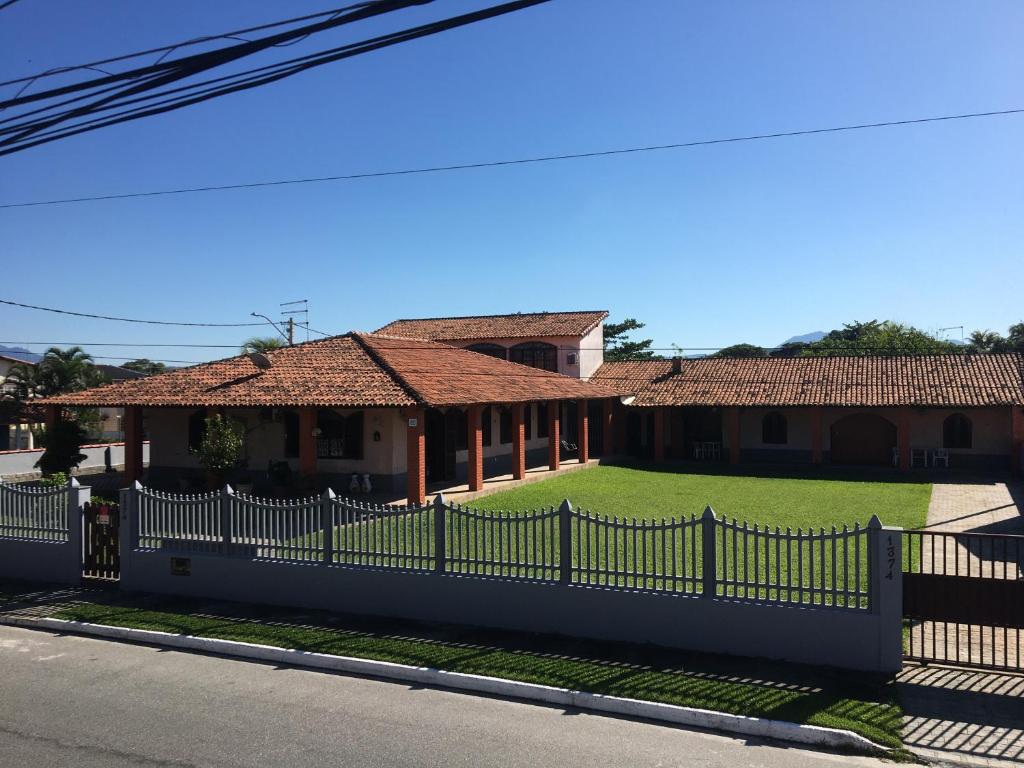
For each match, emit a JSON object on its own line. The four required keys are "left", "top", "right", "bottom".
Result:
{"left": 780, "top": 331, "right": 826, "bottom": 346}
{"left": 0, "top": 345, "right": 42, "bottom": 364}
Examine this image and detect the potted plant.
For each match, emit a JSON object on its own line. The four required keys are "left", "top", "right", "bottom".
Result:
{"left": 192, "top": 414, "right": 244, "bottom": 489}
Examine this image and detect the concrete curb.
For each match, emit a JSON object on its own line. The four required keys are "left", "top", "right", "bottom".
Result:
{"left": 2, "top": 615, "right": 889, "bottom": 756}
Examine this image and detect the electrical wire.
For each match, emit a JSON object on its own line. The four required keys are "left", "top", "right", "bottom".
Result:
{"left": 0, "top": 298, "right": 267, "bottom": 326}
{"left": 0, "top": 0, "right": 551, "bottom": 156}
{"left": 3, "top": 106, "right": 1021, "bottom": 208}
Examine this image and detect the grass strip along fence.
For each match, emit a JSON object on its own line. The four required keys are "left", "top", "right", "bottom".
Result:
{"left": 130, "top": 484, "right": 876, "bottom": 609}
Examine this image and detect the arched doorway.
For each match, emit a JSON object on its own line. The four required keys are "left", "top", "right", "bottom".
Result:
{"left": 830, "top": 413, "right": 896, "bottom": 466}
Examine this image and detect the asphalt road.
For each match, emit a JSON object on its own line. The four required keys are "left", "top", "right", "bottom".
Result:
{"left": 0, "top": 625, "right": 887, "bottom": 768}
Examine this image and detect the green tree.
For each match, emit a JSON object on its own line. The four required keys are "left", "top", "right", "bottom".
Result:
{"left": 603, "top": 318, "right": 661, "bottom": 361}
{"left": 801, "top": 321, "right": 958, "bottom": 356}
{"left": 712, "top": 343, "right": 767, "bottom": 358}
{"left": 193, "top": 414, "right": 245, "bottom": 485}
{"left": 241, "top": 337, "right": 285, "bottom": 354}
{"left": 35, "top": 346, "right": 106, "bottom": 394}
{"left": 122, "top": 358, "right": 167, "bottom": 375}
{"left": 36, "top": 419, "right": 88, "bottom": 476}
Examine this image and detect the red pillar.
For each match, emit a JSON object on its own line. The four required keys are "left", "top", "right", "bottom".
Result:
{"left": 512, "top": 403, "right": 526, "bottom": 480}
{"left": 811, "top": 408, "right": 822, "bottom": 464}
{"left": 727, "top": 407, "right": 741, "bottom": 465}
{"left": 548, "top": 400, "right": 560, "bottom": 470}
{"left": 602, "top": 399, "right": 614, "bottom": 456}
{"left": 123, "top": 405, "right": 144, "bottom": 484}
{"left": 897, "top": 408, "right": 910, "bottom": 471}
{"left": 577, "top": 400, "right": 589, "bottom": 464}
{"left": 653, "top": 407, "right": 666, "bottom": 463}
{"left": 298, "top": 407, "right": 317, "bottom": 478}
{"left": 404, "top": 408, "right": 425, "bottom": 504}
{"left": 43, "top": 403, "right": 59, "bottom": 434}
{"left": 1010, "top": 406, "right": 1023, "bottom": 478}
{"left": 467, "top": 405, "right": 484, "bottom": 491}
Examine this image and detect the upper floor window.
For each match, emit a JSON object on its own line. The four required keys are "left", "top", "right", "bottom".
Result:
{"left": 509, "top": 342, "right": 558, "bottom": 372}
{"left": 943, "top": 413, "right": 972, "bottom": 449}
{"left": 465, "top": 343, "right": 507, "bottom": 360}
{"left": 761, "top": 412, "right": 787, "bottom": 445}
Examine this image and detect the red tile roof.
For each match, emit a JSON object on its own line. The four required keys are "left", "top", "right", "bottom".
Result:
{"left": 376, "top": 310, "right": 608, "bottom": 341}
{"left": 591, "top": 355, "right": 1024, "bottom": 408}
{"left": 39, "top": 333, "right": 617, "bottom": 409}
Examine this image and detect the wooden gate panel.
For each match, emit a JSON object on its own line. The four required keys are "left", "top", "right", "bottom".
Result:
{"left": 83, "top": 501, "right": 120, "bottom": 580}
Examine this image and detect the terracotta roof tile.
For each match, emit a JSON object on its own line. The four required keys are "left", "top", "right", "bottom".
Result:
{"left": 40, "top": 333, "right": 617, "bottom": 409}
{"left": 376, "top": 310, "right": 608, "bottom": 341}
{"left": 591, "top": 355, "right": 1024, "bottom": 408}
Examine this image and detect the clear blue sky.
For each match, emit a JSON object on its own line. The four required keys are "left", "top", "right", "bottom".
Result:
{"left": 1, "top": 0, "right": 1021, "bottom": 364}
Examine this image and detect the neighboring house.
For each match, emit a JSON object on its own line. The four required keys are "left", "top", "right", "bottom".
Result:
{"left": 41, "top": 332, "right": 619, "bottom": 502}
{"left": 0, "top": 353, "right": 41, "bottom": 450}
{"left": 377, "top": 310, "right": 608, "bottom": 380}
{"left": 591, "top": 355, "right": 1024, "bottom": 473}
{"left": 0, "top": 356, "right": 146, "bottom": 448}
{"left": 94, "top": 365, "right": 147, "bottom": 440}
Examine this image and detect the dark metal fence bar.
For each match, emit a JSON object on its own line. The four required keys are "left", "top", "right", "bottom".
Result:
{"left": 902, "top": 529, "right": 1024, "bottom": 672}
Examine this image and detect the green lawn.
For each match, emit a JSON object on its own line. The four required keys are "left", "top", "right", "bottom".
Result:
{"left": 50, "top": 598, "right": 906, "bottom": 753}
{"left": 472, "top": 464, "right": 931, "bottom": 530}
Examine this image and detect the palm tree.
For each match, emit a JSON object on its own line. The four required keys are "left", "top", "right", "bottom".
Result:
{"left": 36, "top": 346, "right": 104, "bottom": 394}
{"left": 241, "top": 337, "right": 285, "bottom": 354}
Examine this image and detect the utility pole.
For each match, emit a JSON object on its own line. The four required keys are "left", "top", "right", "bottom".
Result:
{"left": 280, "top": 299, "right": 308, "bottom": 343}
{"left": 286, "top": 316, "right": 294, "bottom": 346}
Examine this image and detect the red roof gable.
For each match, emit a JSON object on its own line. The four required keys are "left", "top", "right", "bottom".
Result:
{"left": 376, "top": 310, "right": 608, "bottom": 341}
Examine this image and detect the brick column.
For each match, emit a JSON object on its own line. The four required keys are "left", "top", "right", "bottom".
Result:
{"left": 467, "top": 405, "right": 484, "bottom": 491}
{"left": 298, "top": 407, "right": 317, "bottom": 478}
{"left": 123, "top": 406, "right": 144, "bottom": 484}
{"left": 897, "top": 408, "right": 910, "bottom": 471}
{"left": 602, "top": 398, "right": 614, "bottom": 456}
{"left": 727, "top": 407, "right": 741, "bottom": 465}
{"left": 1011, "top": 406, "right": 1023, "bottom": 478}
{"left": 512, "top": 403, "right": 526, "bottom": 480}
{"left": 404, "top": 408, "right": 425, "bottom": 504}
{"left": 577, "top": 400, "right": 589, "bottom": 464}
{"left": 811, "top": 408, "right": 822, "bottom": 464}
{"left": 653, "top": 408, "right": 665, "bottom": 463}
{"left": 547, "top": 400, "right": 560, "bottom": 470}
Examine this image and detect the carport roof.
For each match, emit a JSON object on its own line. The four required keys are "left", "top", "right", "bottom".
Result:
{"left": 39, "top": 333, "right": 618, "bottom": 409}
{"left": 591, "top": 354, "right": 1024, "bottom": 408}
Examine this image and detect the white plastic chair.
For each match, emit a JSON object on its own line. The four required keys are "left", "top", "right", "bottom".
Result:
{"left": 911, "top": 448, "right": 928, "bottom": 469}
{"left": 693, "top": 444, "right": 705, "bottom": 460}
{"left": 931, "top": 448, "right": 949, "bottom": 469}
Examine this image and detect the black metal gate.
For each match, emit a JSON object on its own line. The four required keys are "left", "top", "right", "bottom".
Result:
{"left": 83, "top": 500, "right": 120, "bottom": 580}
{"left": 903, "top": 529, "right": 1024, "bottom": 671}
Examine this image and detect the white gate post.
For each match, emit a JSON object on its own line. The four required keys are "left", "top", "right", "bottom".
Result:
{"left": 868, "top": 514, "right": 903, "bottom": 672}
{"left": 67, "top": 477, "right": 87, "bottom": 584}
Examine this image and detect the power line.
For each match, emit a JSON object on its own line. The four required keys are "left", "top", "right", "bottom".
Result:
{"left": 2, "top": 106, "right": 1021, "bottom": 209}
{"left": 0, "top": 2, "right": 383, "bottom": 90}
{"left": 0, "top": 0, "right": 24, "bottom": 12}
{"left": 0, "top": 0, "right": 552, "bottom": 156}
{"left": 0, "top": 298, "right": 267, "bottom": 326}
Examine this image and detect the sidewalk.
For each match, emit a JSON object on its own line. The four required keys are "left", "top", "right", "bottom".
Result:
{"left": 0, "top": 578, "right": 903, "bottom": 755}
{"left": 4, "top": 579, "right": 1023, "bottom": 765}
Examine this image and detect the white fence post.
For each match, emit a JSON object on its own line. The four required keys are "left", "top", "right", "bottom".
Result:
{"left": 119, "top": 481, "right": 139, "bottom": 570}
{"left": 701, "top": 505, "right": 717, "bottom": 598}
{"left": 220, "top": 485, "right": 234, "bottom": 554}
{"left": 321, "top": 488, "right": 335, "bottom": 565}
{"left": 433, "top": 494, "right": 446, "bottom": 574}
{"left": 868, "top": 514, "right": 903, "bottom": 672}
{"left": 67, "top": 478, "right": 86, "bottom": 581}
{"left": 559, "top": 499, "right": 572, "bottom": 584}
